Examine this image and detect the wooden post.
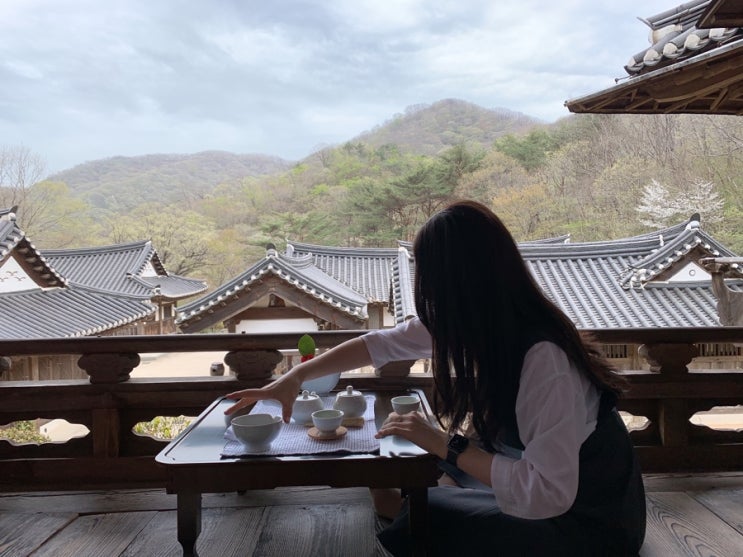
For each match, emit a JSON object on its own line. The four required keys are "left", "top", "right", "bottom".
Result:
{"left": 92, "top": 404, "right": 121, "bottom": 458}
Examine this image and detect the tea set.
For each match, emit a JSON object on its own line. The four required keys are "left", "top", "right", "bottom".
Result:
{"left": 230, "top": 387, "right": 422, "bottom": 450}
{"left": 229, "top": 385, "right": 371, "bottom": 449}
{"left": 295, "top": 385, "right": 368, "bottom": 439}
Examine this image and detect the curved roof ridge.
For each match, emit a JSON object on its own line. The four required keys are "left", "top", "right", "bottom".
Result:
{"left": 69, "top": 282, "right": 154, "bottom": 300}
{"left": 1, "top": 217, "right": 67, "bottom": 288}
{"left": 288, "top": 240, "right": 399, "bottom": 257}
{"left": 42, "top": 239, "right": 152, "bottom": 256}
{"left": 177, "top": 251, "right": 368, "bottom": 324}
{"left": 269, "top": 256, "right": 367, "bottom": 308}
{"left": 620, "top": 226, "right": 735, "bottom": 287}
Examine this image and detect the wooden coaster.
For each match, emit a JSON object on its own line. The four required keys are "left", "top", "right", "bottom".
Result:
{"left": 341, "top": 416, "right": 364, "bottom": 428}
{"left": 308, "top": 426, "right": 347, "bottom": 440}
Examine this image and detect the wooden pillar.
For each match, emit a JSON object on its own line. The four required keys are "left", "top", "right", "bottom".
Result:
{"left": 92, "top": 407, "right": 120, "bottom": 458}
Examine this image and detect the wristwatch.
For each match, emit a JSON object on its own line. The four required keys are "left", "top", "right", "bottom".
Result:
{"left": 446, "top": 434, "right": 469, "bottom": 466}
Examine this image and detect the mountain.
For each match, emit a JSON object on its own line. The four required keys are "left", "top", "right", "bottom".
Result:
{"left": 47, "top": 100, "right": 544, "bottom": 210}
{"left": 49, "top": 151, "right": 293, "bottom": 211}
{"left": 352, "top": 99, "right": 542, "bottom": 155}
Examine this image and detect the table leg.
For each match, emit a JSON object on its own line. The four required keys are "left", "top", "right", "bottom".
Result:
{"left": 407, "top": 487, "right": 429, "bottom": 556}
{"left": 177, "top": 491, "right": 202, "bottom": 557}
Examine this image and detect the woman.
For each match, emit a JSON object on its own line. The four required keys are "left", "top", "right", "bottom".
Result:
{"left": 226, "top": 200, "right": 646, "bottom": 556}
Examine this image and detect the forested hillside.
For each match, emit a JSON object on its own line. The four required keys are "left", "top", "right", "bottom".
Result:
{"left": 49, "top": 151, "right": 292, "bottom": 211}
{"left": 3, "top": 100, "right": 743, "bottom": 294}
{"left": 355, "top": 99, "right": 540, "bottom": 155}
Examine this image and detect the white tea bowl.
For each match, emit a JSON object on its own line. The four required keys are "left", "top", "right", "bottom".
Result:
{"left": 231, "top": 413, "right": 282, "bottom": 452}
{"left": 311, "top": 408, "right": 344, "bottom": 434}
{"left": 223, "top": 402, "right": 253, "bottom": 427}
{"left": 391, "top": 395, "right": 421, "bottom": 414}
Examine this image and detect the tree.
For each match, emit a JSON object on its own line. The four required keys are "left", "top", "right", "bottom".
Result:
{"left": 105, "top": 206, "right": 216, "bottom": 276}
{"left": 0, "top": 145, "right": 47, "bottom": 226}
{"left": 23, "top": 181, "right": 97, "bottom": 248}
{"left": 494, "top": 129, "right": 557, "bottom": 171}
{"left": 636, "top": 178, "right": 724, "bottom": 229}
{"left": 492, "top": 183, "right": 559, "bottom": 240}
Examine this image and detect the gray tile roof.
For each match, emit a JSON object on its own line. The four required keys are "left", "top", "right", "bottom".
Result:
{"left": 565, "top": 0, "right": 743, "bottom": 115}
{"left": 288, "top": 241, "right": 398, "bottom": 303}
{"left": 1, "top": 209, "right": 65, "bottom": 289}
{"left": 521, "top": 216, "right": 740, "bottom": 328}
{"left": 179, "top": 213, "right": 743, "bottom": 331}
{"left": 391, "top": 246, "right": 416, "bottom": 323}
{"left": 137, "top": 275, "right": 208, "bottom": 299}
{"left": 43, "top": 241, "right": 206, "bottom": 300}
{"left": 1, "top": 209, "right": 205, "bottom": 338}
{"left": 625, "top": 0, "right": 742, "bottom": 75}
{"left": 177, "top": 247, "right": 368, "bottom": 326}
{"left": 391, "top": 215, "right": 741, "bottom": 328}
{"left": 0, "top": 287, "right": 154, "bottom": 338}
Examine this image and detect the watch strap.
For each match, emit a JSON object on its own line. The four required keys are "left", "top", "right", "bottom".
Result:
{"left": 445, "top": 434, "right": 469, "bottom": 466}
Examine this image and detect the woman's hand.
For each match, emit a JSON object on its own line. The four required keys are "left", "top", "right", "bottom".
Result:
{"left": 375, "top": 411, "right": 449, "bottom": 459}
{"left": 224, "top": 372, "right": 302, "bottom": 423}
{"left": 224, "top": 337, "right": 374, "bottom": 424}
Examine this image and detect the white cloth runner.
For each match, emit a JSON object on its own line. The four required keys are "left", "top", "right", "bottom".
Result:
{"left": 222, "top": 395, "right": 378, "bottom": 457}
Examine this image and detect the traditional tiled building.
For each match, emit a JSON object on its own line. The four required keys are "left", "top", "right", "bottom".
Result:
{"left": 0, "top": 206, "right": 207, "bottom": 379}
{"left": 178, "top": 213, "right": 743, "bottom": 369}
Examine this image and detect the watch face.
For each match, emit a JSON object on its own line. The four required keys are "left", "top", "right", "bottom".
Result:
{"left": 448, "top": 434, "right": 468, "bottom": 453}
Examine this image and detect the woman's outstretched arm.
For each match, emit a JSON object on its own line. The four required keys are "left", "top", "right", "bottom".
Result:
{"left": 224, "top": 337, "right": 372, "bottom": 423}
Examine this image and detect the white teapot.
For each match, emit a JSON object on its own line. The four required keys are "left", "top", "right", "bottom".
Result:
{"left": 292, "top": 390, "right": 324, "bottom": 425}
{"left": 332, "top": 385, "right": 367, "bottom": 418}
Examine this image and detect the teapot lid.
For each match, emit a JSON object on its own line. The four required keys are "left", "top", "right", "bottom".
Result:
{"left": 337, "top": 385, "right": 362, "bottom": 398}
{"left": 297, "top": 389, "right": 319, "bottom": 400}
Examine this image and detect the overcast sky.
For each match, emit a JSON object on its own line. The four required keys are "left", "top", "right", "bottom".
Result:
{"left": 1, "top": 0, "right": 675, "bottom": 174}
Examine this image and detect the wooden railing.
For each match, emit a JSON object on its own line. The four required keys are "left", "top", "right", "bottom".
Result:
{"left": 1, "top": 328, "right": 742, "bottom": 492}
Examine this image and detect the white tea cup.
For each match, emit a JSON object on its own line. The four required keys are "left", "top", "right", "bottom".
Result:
{"left": 391, "top": 395, "right": 421, "bottom": 414}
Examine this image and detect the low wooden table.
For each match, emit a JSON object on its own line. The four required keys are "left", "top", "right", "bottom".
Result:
{"left": 156, "top": 388, "right": 440, "bottom": 556}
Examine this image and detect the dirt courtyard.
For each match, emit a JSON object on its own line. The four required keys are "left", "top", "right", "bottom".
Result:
{"left": 131, "top": 351, "right": 229, "bottom": 378}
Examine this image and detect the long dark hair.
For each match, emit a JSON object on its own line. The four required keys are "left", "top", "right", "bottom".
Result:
{"left": 413, "top": 200, "right": 625, "bottom": 440}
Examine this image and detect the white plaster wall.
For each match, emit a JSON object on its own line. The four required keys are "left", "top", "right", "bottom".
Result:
{"left": 236, "top": 318, "right": 317, "bottom": 334}
{"left": 0, "top": 257, "right": 37, "bottom": 293}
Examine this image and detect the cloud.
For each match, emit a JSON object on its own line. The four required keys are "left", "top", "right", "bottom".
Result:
{"left": 0, "top": 0, "right": 672, "bottom": 173}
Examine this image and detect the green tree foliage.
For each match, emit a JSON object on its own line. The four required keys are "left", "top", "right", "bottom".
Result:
{"left": 494, "top": 129, "right": 559, "bottom": 171}
{"left": 9, "top": 105, "right": 743, "bottom": 293}
{"left": 105, "top": 205, "right": 216, "bottom": 276}
{"left": 23, "top": 181, "right": 98, "bottom": 247}
{"left": 0, "top": 421, "right": 50, "bottom": 445}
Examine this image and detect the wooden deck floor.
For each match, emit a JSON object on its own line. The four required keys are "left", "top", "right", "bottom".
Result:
{"left": 1, "top": 473, "right": 742, "bottom": 556}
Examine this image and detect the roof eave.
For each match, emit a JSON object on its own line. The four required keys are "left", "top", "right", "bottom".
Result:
{"left": 698, "top": 0, "right": 743, "bottom": 28}
{"left": 565, "top": 39, "right": 743, "bottom": 115}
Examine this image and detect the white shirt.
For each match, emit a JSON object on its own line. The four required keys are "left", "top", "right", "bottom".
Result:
{"left": 362, "top": 317, "right": 602, "bottom": 519}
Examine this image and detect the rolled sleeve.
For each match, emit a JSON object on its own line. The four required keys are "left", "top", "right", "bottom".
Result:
{"left": 361, "top": 317, "right": 432, "bottom": 369}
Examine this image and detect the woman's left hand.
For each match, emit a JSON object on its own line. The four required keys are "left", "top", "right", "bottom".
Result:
{"left": 375, "top": 411, "right": 449, "bottom": 459}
